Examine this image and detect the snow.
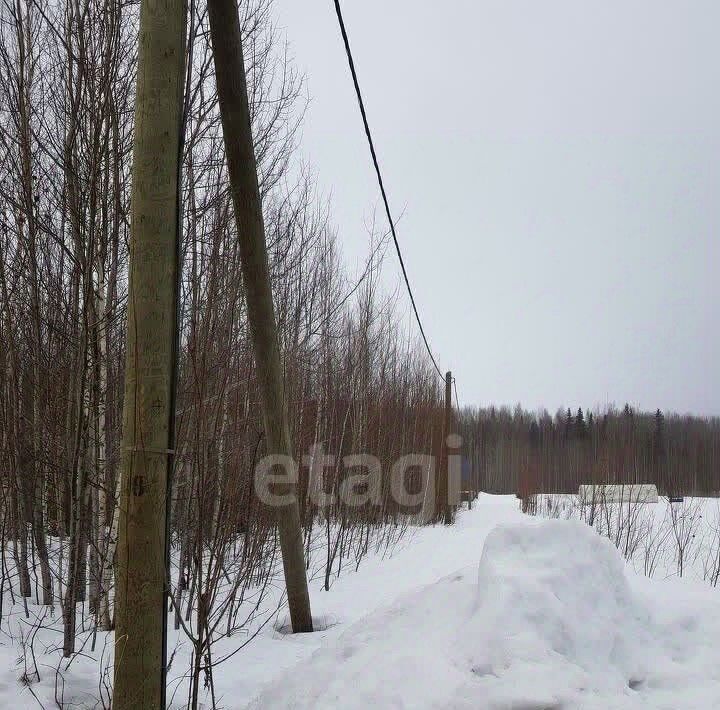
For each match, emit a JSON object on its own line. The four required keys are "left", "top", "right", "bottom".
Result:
{"left": 2, "top": 495, "right": 720, "bottom": 708}
{"left": 252, "top": 499, "right": 720, "bottom": 710}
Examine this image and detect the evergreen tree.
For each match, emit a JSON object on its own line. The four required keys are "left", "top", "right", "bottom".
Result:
{"left": 529, "top": 420, "right": 540, "bottom": 449}
{"left": 564, "top": 408, "right": 573, "bottom": 440}
{"left": 623, "top": 402, "right": 635, "bottom": 423}
{"left": 653, "top": 409, "right": 666, "bottom": 461}
{"left": 575, "top": 407, "right": 587, "bottom": 439}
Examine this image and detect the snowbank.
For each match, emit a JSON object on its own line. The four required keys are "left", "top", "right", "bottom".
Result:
{"left": 458, "top": 520, "right": 656, "bottom": 708}
{"left": 251, "top": 515, "right": 720, "bottom": 709}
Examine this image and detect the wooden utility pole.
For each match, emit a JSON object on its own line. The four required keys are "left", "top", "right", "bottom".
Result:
{"left": 207, "top": 0, "right": 313, "bottom": 632}
{"left": 113, "top": 0, "right": 186, "bottom": 707}
{"left": 442, "top": 371, "right": 453, "bottom": 524}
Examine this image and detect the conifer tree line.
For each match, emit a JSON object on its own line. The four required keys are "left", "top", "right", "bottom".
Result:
{"left": 459, "top": 404, "right": 720, "bottom": 498}
{"left": 0, "top": 0, "right": 446, "bottom": 678}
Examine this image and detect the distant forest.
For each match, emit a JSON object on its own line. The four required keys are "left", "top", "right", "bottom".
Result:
{"left": 459, "top": 405, "right": 720, "bottom": 497}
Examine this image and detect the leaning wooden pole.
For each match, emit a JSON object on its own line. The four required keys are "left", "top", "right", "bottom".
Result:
{"left": 113, "top": 0, "right": 186, "bottom": 707}
{"left": 207, "top": 0, "right": 313, "bottom": 632}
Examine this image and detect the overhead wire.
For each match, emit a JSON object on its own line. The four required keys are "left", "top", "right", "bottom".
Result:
{"left": 332, "top": 0, "right": 444, "bottom": 381}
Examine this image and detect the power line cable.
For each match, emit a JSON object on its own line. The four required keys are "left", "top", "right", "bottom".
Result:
{"left": 332, "top": 0, "right": 444, "bottom": 381}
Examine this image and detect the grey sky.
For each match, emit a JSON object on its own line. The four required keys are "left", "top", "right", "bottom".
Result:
{"left": 274, "top": 0, "right": 719, "bottom": 416}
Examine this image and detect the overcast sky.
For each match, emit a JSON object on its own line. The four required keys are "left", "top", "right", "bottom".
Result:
{"left": 273, "top": 0, "right": 719, "bottom": 416}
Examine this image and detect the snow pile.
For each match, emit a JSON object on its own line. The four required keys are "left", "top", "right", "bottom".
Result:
{"left": 250, "top": 515, "right": 720, "bottom": 709}
{"left": 457, "top": 520, "right": 656, "bottom": 707}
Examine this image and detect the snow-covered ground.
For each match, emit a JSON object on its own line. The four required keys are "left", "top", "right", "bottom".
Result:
{"left": 2, "top": 495, "right": 720, "bottom": 708}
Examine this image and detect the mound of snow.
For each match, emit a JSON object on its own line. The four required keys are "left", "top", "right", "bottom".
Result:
{"left": 250, "top": 517, "right": 720, "bottom": 709}
{"left": 456, "top": 520, "right": 657, "bottom": 707}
